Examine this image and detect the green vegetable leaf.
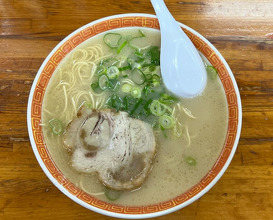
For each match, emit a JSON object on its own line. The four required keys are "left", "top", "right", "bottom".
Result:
{"left": 206, "top": 66, "right": 218, "bottom": 79}
{"left": 106, "top": 94, "right": 125, "bottom": 111}
{"left": 103, "top": 33, "right": 122, "bottom": 48}
{"left": 149, "top": 46, "right": 160, "bottom": 65}
{"left": 49, "top": 118, "right": 63, "bottom": 135}
{"left": 105, "top": 188, "right": 122, "bottom": 201}
{"left": 185, "top": 156, "right": 197, "bottom": 166}
{"left": 159, "top": 93, "right": 179, "bottom": 104}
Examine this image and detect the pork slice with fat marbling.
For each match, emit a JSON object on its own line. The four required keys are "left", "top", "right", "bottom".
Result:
{"left": 63, "top": 106, "right": 157, "bottom": 191}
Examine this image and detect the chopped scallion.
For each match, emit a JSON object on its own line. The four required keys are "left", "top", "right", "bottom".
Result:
{"left": 129, "top": 37, "right": 150, "bottom": 50}
{"left": 128, "top": 30, "right": 148, "bottom": 50}
{"left": 138, "top": 29, "right": 146, "bottom": 37}
{"left": 131, "top": 86, "right": 141, "bottom": 98}
{"left": 91, "top": 82, "right": 103, "bottom": 94}
{"left": 103, "top": 33, "right": 122, "bottom": 48}
{"left": 105, "top": 188, "right": 122, "bottom": 201}
{"left": 95, "top": 65, "right": 107, "bottom": 76}
{"left": 108, "top": 78, "right": 120, "bottom": 91}
{"left": 150, "top": 100, "right": 167, "bottom": 116}
{"left": 149, "top": 65, "right": 156, "bottom": 72}
{"left": 107, "top": 66, "right": 120, "bottom": 79}
{"left": 206, "top": 66, "right": 218, "bottom": 79}
{"left": 84, "top": 102, "right": 93, "bottom": 109}
{"left": 98, "top": 75, "right": 109, "bottom": 90}
{"left": 119, "top": 65, "right": 131, "bottom": 72}
{"left": 117, "top": 40, "right": 128, "bottom": 54}
{"left": 135, "top": 50, "right": 144, "bottom": 58}
{"left": 145, "top": 73, "right": 152, "bottom": 81}
{"left": 127, "top": 57, "right": 142, "bottom": 69}
{"left": 152, "top": 74, "right": 161, "bottom": 86}
{"left": 149, "top": 46, "right": 160, "bottom": 65}
{"left": 159, "top": 93, "right": 179, "bottom": 104}
{"left": 185, "top": 156, "right": 197, "bottom": 166}
{"left": 102, "top": 58, "right": 119, "bottom": 67}
{"left": 131, "top": 68, "right": 146, "bottom": 85}
{"left": 121, "top": 83, "right": 132, "bottom": 93}
{"left": 106, "top": 94, "right": 124, "bottom": 111}
{"left": 158, "top": 115, "right": 175, "bottom": 129}
{"left": 49, "top": 118, "right": 63, "bottom": 135}
{"left": 129, "top": 98, "right": 143, "bottom": 115}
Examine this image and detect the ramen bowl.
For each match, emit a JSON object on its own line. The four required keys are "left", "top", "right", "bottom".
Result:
{"left": 27, "top": 13, "right": 242, "bottom": 219}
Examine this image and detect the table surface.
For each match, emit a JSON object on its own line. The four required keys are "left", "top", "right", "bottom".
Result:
{"left": 1, "top": 0, "right": 273, "bottom": 219}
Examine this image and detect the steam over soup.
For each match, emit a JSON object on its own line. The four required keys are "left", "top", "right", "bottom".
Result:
{"left": 42, "top": 28, "right": 228, "bottom": 205}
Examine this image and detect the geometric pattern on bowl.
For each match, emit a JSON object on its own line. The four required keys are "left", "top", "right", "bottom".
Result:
{"left": 30, "top": 15, "right": 239, "bottom": 215}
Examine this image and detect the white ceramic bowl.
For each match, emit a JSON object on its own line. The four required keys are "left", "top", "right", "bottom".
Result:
{"left": 27, "top": 13, "right": 242, "bottom": 219}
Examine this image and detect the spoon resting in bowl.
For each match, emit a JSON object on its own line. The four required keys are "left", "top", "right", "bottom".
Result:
{"left": 150, "top": 0, "right": 207, "bottom": 98}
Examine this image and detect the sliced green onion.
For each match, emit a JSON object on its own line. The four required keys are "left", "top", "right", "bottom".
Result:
{"left": 105, "top": 188, "right": 122, "bottom": 201}
{"left": 131, "top": 68, "right": 146, "bottom": 85}
{"left": 128, "top": 29, "right": 148, "bottom": 50}
{"left": 145, "top": 73, "right": 153, "bottom": 81}
{"left": 131, "top": 86, "right": 141, "bottom": 98}
{"left": 119, "top": 65, "right": 131, "bottom": 72}
{"left": 135, "top": 63, "right": 142, "bottom": 69}
{"left": 103, "top": 33, "right": 122, "bottom": 48}
{"left": 84, "top": 102, "right": 93, "bottom": 109}
{"left": 158, "top": 115, "right": 175, "bottom": 129}
{"left": 98, "top": 75, "right": 109, "bottom": 90}
{"left": 152, "top": 74, "right": 160, "bottom": 81}
{"left": 160, "top": 125, "right": 168, "bottom": 138}
{"left": 206, "top": 66, "right": 218, "bottom": 79}
{"left": 129, "top": 98, "right": 143, "bottom": 115}
{"left": 127, "top": 58, "right": 142, "bottom": 69}
{"left": 117, "top": 40, "right": 128, "bottom": 54}
{"left": 49, "top": 118, "right": 63, "bottom": 135}
{"left": 143, "top": 98, "right": 153, "bottom": 114}
{"left": 123, "top": 95, "right": 137, "bottom": 112}
{"left": 135, "top": 50, "right": 144, "bottom": 58}
{"left": 102, "top": 58, "right": 119, "bottom": 67}
{"left": 152, "top": 85, "right": 166, "bottom": 96}
{"left": 121, "top": 83, "right": 132, "bottom": 93}
{"left": 91, "top": 82, "right": 103, "bottom": 94}
{"left": 143, "top": 84, "right": 154, "bottom": 97}
{"left": 106, "top": 94, "right": 124, "bottom": 111}
{"left": 129, "top": 37, "right": 150, "bottom": 50}
{"left": 127, "top": 57, "right": 135, "bottom": 67}
{"left": 107, "top": 66, "right": 120, "bottom": 79}
{"left": 108, "top": 78, "right": 120, "bottom": 91}
{"left": 152, "top": 74, "right": 161, "bottom": 86}
{"left": 149, "top": 46, "right": 160, "bottom": 65}
{"left": 150, "top": 100, "right": 167, "bottom": 116}
{"left": 138, "top": 29, "right": 146, "bottom": 37}
{"left": 149, "top": 65, "right": 156, "bottom": 72}
{"left": 95, "top": 65, "right": 107, "bottom": 76}
{"left": 159, "top": 93, "right": 179, "bottom": 104}
{"left": 91, "top": 82, "right": 98, "bottom": 90}
{"left": 185, "top": 156, "right": 197, "bottom": 166}
{"left": 136, "top": 57, "right": 145, "bottom": 63}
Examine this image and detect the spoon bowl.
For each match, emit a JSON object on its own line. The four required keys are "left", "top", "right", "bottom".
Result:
{"left": 151, "top": 0, "right": 207, "bottom": 98}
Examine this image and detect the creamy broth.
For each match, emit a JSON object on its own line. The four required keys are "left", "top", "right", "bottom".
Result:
{"left": 42, "top": 28, "right": 228, "bottom": 206}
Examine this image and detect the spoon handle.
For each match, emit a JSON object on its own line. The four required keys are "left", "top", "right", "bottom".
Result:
{"left": 150, "top": 0, "right": 176, "bottom": 23}
{"left": 150, "top": 0, "right": 181, "bottom": 34}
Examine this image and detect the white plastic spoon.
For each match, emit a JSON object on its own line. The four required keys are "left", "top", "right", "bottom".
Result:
{"left": 150, "top": 0, "right": 207, "bottom": 98}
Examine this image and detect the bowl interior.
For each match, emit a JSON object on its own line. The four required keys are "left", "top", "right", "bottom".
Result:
{"left": 27, "top": 14, "right": 242, "bottom": 218}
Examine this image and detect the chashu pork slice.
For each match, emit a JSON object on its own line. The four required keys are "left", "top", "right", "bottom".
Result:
{"left": 63, "top": 106, "right": 157, "bottom": 191}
